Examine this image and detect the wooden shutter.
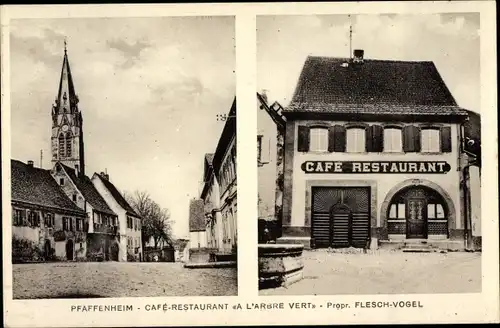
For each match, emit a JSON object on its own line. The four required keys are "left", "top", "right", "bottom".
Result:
{"left": 440, "top": 126, "right": 452, "bottom": 153}
{"left": 297, "top": 126, "right": 310, "bottom": 152}
{"left": 403, "top": 125, "right": 420, "bottom": 152}
{"left": 328, "top": 126, "right": 336, "bottom": 152}
{"left": 367, "top": 125, "right": 384, "bottom": 152}
{"left": 333, "top": 125, "right": 346, "bottom": 152}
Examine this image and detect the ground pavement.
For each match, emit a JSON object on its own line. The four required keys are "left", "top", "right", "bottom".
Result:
{"left": 260, "top": 249, "right": 481, "bottom": 295}
{"left": 12, "top": 262, "right": 237, "bottom": 299}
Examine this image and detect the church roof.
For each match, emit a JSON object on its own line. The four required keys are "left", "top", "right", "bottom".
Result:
{"left": 94, "top": 173, "right": 140, "bottom": 218}
{"left": 59, "top": 163, "right": 116, "bottom": 216}
{"left": 285, "top": 55, "right": 469, "bottom": 117}
{"left": 54, "top": 45, "right": 79, "bottom": 115}
{"left": 11, "top": 160, "right": 86, "bottom": 216}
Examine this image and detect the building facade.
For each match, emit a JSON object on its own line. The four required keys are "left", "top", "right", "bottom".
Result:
{"left": 277, "top": 50, "right": 477, "bottom": 251}
{"left": 257, "top": 92, "right": 286, "bottom": 242}
{"left": 51, "top": 162, "right": 119, "bottom": 261}
{"left": 92, "top": 173, "right": 143, "bottom": 262}
{"left": 11, "top": 160, "right": 88, "bottom": 262}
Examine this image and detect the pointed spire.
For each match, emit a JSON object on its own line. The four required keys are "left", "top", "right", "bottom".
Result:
{"left": 56, "top": 39, "right": 77, "bottom": 114}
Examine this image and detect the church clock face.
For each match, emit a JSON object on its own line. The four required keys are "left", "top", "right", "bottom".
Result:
{"left": 62, "top": 125, "right": 69, "bottom": 132}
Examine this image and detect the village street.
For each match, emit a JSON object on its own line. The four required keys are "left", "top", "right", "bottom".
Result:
{"left": 260, "top": 250, "right": 481, "bottom": 296}
{"left": 12, "top": 262, "right": 237, "bottom": 299}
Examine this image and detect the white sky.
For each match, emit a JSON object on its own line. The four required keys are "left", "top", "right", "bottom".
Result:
{"left": 10, "top": 16, "right": 235, "bottom": 239}
{"left": 257, "top": 13, "right": 480, "bottom": 113}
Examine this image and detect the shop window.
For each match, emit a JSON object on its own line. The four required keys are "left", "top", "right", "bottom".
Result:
{"left": 384, "top": 128, "right": 403, "bottom": 153}
{"left": 310, "top": 128, "right": 328, "bottom": 152}
{"left": 346, "top": 128, "right": 366, "bottom": 153}
{"left": 421, "top": 129, "right": 440, "bottom": 153}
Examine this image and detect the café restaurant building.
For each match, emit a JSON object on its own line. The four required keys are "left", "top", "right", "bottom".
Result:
{"left": 278, "top": 50, "right": 473, "bottom": 250}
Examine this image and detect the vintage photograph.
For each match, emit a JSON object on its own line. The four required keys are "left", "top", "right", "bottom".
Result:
{"left": 256, "top": 13, "right": 482, "bottom": 295}
{"left": 9, "top": 15, "right": 237, "bottom": 298}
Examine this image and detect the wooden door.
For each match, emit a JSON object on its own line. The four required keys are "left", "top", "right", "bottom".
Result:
{"left": 330, "top": 204, "right": 351, "bottom": 248}
{"left": 406, "top": 198, "right": 427, "bottom": 239}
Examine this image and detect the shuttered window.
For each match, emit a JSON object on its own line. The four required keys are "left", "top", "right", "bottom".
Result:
{"left": 297, "top": 126, "right": 310, "bottom": 152}
{"left": 310, "top": 128, "right": 328, "bottom": 152}
{"left": 367, "top": 125, "right": 384, "bottom": 152}
{"left": 440, "top": 126, "right": 452, "bottom": 153}
{"left": 384, "top": 128, "right": 403, "bottom": 152}
{"left": 403, "top": 125, "right": 421, "bottom": 152}
{"left": 333, "top": 125, "right": 346, "bottom": 152}
{"left": 346, "top": 128, "right": 366, "bottom": 153}
{"left": 421, "top": 129, "right": 440, "bottom": 153}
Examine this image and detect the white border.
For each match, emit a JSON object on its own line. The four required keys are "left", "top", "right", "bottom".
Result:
{"left": 2, "top": 2, "right": 498, "bottom": 327}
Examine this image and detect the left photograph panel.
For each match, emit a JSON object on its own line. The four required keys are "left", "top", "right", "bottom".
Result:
{"left": 9, "top": 16, "right": 237, "bottom": 298}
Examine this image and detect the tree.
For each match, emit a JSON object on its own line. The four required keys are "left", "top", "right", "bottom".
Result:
{"left": 124, "top": 190, "right": 174, "bottom": 249}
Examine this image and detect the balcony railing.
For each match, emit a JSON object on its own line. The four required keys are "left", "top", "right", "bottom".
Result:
{"left": 93, "top": 223, "right": 118, "bottom": 235}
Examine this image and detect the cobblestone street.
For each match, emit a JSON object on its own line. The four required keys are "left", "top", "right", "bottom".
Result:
{"left": 260, "top": 250, "right": 481, "bottom": 296}
{"left": 12, "top": 262, "right": 237, "bottom": 299}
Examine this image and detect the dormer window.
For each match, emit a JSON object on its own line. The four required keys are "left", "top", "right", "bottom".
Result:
{"left": 309, "top": 127, "right": 328, "bottom": 152}
{"left": 59, "top": 178, "right": 64, "bottom": 186}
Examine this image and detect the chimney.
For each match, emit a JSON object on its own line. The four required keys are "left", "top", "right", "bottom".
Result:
{"left": 100, "top": 171, "right": 109, "bottom": 181}
{"left": 260, "top": 89, "right": 268, "bottom": 105}
{"left": 27, "top": 160, "right": 34, "bottom": 168}
{"left": 353, "top": 49, "right": 364, "bottom": 63}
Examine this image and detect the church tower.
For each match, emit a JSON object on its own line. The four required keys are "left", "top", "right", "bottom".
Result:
{"left": 51, "top": 42, "right": 85, "bottom": 175}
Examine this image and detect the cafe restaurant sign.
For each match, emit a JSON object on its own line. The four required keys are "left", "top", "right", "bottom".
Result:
{"left": 301, "top": 161, "right": 451, "bottom": 174}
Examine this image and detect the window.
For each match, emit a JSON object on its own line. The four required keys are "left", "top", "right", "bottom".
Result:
{"left": 58, "top": 134, "right": 65, "bottom": 157}
{"left": 384, "top": 128, "right": 403, "bottom": 153}
{"left": 13, "top": 209, "right": 26, "bottom": 226}
{"left": 257, "top": 135, "right": 263, "bottom": 163}
{"left": 66, "top": 133, "right": 72, "bottom": 157}
{"left": 346, "top": 128, "right": 366, "bottom": 153}
{"left": 76, "top": 218, "right": 82, "bottom": 231}
{"left": 427, "top": 204, "right": 445, "bottom": 219}
{"left": 44, "top": 213, "right": 54, "bottom": 228}
{"left": 28, "top": 210, "right": 40, "bottom": 227}
{"left": 309, "top": 128, "right": 328, "bottom": 152}
{"left": 421, "top": 129, "right": 440, "bottom": 153}
{"left": 72, "top": 194, "right": 77, "bottom": 202}
{"left": 63, "top": 217, "right": 69, "bottom": 231}
{"left": 389, "top": 203, "right": 406, "bottom": 219}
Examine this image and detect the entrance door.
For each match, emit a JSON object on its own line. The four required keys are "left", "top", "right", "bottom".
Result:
{"left": 44, "top": 240, "right": 51, "bottom": 260}
{"left": 66, "top": 240, "right": 74, "bottom": 261}
{"left": 311, "top": 187, "right": 370, "bottom": 248}
{"left": 406, "top": 198, "right": 427, "bottom": 239}
{"left": 330, "top": 204, "right": 351, "bottom": 248}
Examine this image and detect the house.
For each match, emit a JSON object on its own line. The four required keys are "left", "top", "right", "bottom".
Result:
{"left": 11, "top": 159, "right": 87, "bottom": 262}
{"left": 257, "top": 92, "right": 286, "bottom": 242}
{"left": 51, "top": 162, "right": 119, "bottom": 261}
{"left": 277, "top": 49, "right": 476, "bottom": 251}
{"left": 194, "top": 98, "right": 237, "bottom": 262}
{"left": 92, "top": 172, "right": 143, "bottom": 261}
{"left": 209, "top": 98, "right": 237, "bottom": 256}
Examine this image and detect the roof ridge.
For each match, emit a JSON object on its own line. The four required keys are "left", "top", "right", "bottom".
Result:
{"left": 306, "top": 55, "right": 434, "bottom": 64}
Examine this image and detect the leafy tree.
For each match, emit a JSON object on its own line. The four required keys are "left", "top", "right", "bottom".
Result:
{"left": 125, "top": 190, "right": 174, "bottom": 249}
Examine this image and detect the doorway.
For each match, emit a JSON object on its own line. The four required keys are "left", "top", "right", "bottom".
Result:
{"left": 406, "top": 197, "right": 428, "bottom": 239}
{"left": 66, "top": 240, "right": 74, "bottom": 261}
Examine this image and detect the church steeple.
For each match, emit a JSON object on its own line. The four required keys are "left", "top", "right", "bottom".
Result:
{"left": 51, "top": 42, "right": 85, "bottom": 175}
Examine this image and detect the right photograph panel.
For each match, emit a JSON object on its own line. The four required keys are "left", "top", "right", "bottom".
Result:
{"left": 256, "top": 14, "right": 482, "bottom": 295}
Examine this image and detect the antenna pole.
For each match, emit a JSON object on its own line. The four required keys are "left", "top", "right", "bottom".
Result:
{"left": 349, "top": 15, "right": 353, "bottom": 59}
{"left": 40, "top": 149, "right": 43, "bottom": 168}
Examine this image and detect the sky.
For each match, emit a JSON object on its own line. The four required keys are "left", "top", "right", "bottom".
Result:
{"left": 10, "top": 16, "right": 235, "bottom": 239}
{"left": 257, "top": 13, "right": 480, "bottom": 113}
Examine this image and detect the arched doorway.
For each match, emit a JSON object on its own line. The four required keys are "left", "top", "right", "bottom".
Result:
{"left": 386, "top": 186, "right": 449, "bottom": 239}
{"left": 66, "top": 240, "right": 74, "bottom": 261}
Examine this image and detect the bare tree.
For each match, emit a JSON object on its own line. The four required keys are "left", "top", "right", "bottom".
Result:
{"left": 125, "top": 190, "right": 174, "bottom": 249}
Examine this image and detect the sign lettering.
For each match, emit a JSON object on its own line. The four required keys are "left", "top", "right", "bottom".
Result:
{"left": 301, "top": 161, "right": 451, "bottom": 174}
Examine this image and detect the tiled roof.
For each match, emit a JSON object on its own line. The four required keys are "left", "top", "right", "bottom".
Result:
{"left": 285, "top": 56, "right": 468, "bottom": 117}
{"left": 60, "top": 164, "right": 116, "bottom": 216}
{"left": 11, "top": 160, "right": 86, "bottom": 216}
{"left": 95, "top": 173, "right": 140, "bottom": 218}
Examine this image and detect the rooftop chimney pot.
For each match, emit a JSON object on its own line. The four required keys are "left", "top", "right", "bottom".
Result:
{"left": 27, "top": 160, "right": 34, "bottom": 167}
{"left": 353, "top": 49, "right": 365, "bottom": 63}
